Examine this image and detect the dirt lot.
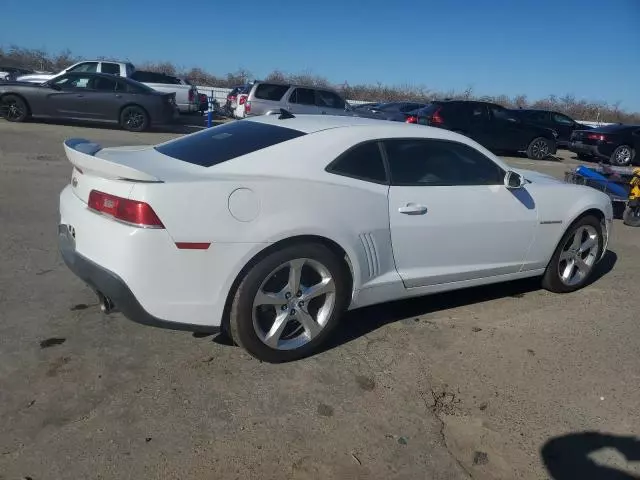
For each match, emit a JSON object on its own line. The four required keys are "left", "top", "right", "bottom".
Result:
{"left": 1, "top": 120, "right": 639, "bottom": 480}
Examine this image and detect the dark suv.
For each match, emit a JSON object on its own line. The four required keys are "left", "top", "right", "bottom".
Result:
{"left": 412, "top": 101, "right": 558, "bottom": 159}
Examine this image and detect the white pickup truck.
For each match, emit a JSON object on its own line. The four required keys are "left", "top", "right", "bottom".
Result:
{"left": 16, "top": 60, "right": 200, "bottom": 114}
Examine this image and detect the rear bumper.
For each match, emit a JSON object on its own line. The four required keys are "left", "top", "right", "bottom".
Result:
{"left": 59, "top": 224, "right": 219, "bottom": 334}
{"left": 568, "top": 142, "right": 610, "bottom": 160}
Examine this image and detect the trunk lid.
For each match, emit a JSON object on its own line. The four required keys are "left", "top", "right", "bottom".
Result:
{"left": 63, "top": 138, "right": 199, "bottom": 205}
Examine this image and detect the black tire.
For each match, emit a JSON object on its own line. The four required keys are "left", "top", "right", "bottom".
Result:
{"left": 623, "top": 206, "right": 640, "bottom": 227}
{"left": 610, "top": 145, "right": 634, "bottom": 166}
{"left": 1, "top": 94, "right": 30, "bottom": 122}
{"left": 542, "top": 215, "right": 604, "bottom": 293}
{"left": 526, "top": 137, "right": 553, "bottom": 160}
{"left": 119, "top": 105, "right": 149, "bottom": 132}
{"left": 229, "top": 243, "right": 350, "bottom": 363}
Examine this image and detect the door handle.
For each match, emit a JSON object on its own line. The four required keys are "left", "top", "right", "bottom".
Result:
{"left": 115, "top": 94, "right": 122, "bottom": 98}
{"left": 398, "top": 203, "right": 428, "bottom": 215}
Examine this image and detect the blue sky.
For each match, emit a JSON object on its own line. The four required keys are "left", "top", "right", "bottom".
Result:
{"left": 3, "top": 0, "right": 639, "bottom": 111}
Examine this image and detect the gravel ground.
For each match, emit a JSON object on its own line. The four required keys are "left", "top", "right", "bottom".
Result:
{"left": 1, "top": 120, "right": 639, "bottom": 480}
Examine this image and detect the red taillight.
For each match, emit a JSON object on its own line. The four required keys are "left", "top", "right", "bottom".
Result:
{"left": 406, "top": 115, "right": 417, "bottom": 124}
{"left": 88, "top": 190, "right": 164, "bottom": 228}
{"left": 229, "top": 95, "right": 236, "bottom": 101}
{"left": 239, "top": 95, "right": 247, "bottom": 105}
{"left": 587, "top": 133, "right": 607, "bottom": 141}
{"left": 431, "top": 107, "right": 444, "bottom": 125}
{"left": 188, "top": 89, "right": 195, "bottom": 102}
{"left": 245, "top": 101, "right": 251, "bottom": 114}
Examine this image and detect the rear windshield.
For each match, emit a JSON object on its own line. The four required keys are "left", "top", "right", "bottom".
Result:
{"left": 154, "top": 121, "right": 306, "bottom": 167}
{"left": 254, "top": 83, "right": 290, "bottom": 101}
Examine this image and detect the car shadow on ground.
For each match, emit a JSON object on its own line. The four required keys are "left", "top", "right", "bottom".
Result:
{"left": 541, "top": 431, "right": 640, "bottom": 479}
{"left": 318, "top": 250, "right": 617, "bottom": 353}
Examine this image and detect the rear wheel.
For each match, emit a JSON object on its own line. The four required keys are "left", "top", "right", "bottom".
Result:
{"left": 229, "top": 243, "right": 350, "bottom": 363}
{"left": 526, "top": 137, "right": 553, "bottom": 160}
{"left": 542, "top": 215, "right": 603, "bottom": 293}
{"left": 623, "top": 205, "right": 640, "bottom": 227}
{"left": 1, "top": 95, "right": 30, "bottom": 122}
{"left": 610, "top": 145, "right": 634, "bottom": 166}
{"left": 120, "top": 105, "right": 149, "bottom": 132}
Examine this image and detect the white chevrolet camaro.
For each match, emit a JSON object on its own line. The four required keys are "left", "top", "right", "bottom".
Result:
{"left": 59, "top": 113, "right": 613, "bottom": 362}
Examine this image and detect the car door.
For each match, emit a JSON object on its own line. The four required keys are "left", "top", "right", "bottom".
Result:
{"left": 384, "top": 138, "right": 538, "bottom": 288}
{"left": 286, "top": 87, "right": 320, "bottom": 114}
{"left": 84, "top": 76, "right": 123, "bottom": 121}
{"left": 315, "top": 89, "right": 348, "bottom": 116}
{"left": 551, "top": 112, "right": 578, "bottom": 144}
{"left": 45, "top": 73, "right": 97, "bottom": 119}
{"left": 486, "top": 105, "right": 529, "bottom": 151}
{"left": 461, "top": 103, "right": 497, "bottom": 148}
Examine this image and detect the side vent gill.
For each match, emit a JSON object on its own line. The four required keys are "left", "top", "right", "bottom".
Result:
{"left": 359, "top": 233, "right": 380, "bottom": 279}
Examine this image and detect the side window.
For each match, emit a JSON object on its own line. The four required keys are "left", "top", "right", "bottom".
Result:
{"left": 490, "top": 106, "right": 517, "bottom": 122}
{"left": 552, "top": 113, "right": 574, "bottom": 125}
{"left": 530, "top": 111, "right": 548, "bottom": 122}
{"left": 92, "top": 76, "right": 117, "bottom": 91}
{"left": 67, "top": 62, "right": 98, "bottom": 73}
{"left": 52, "top": 74, "right": 92, "bottom": 89}
{"left": 316, "top": 90, "right": 346, "bottom": 109}
{"left": 327, "top": 142, "right": 387, "bottom": 184}
{"left": 254, "top": 83, "right": 290, "bottom": 101}
{"left": 468, "top": 104, "right": 489, "bottom": 121}
{"left": 384, "top": 139, "right": 505, "bottom": 187}
{"left": 101, "top": 63, "right": 121, "bottom": 75}
{"left": 290, "top": 88, "right": 315, "bottom": 105}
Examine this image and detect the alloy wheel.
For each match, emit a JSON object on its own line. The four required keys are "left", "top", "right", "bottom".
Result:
{"left": 531, "top": 139, "right": 550, "bottom": 159}
{"left": 252, "top": 258, "right": 336, "bottom": 350}
{"left": 557, "top": 225, "right": 599, "bottom": 286}
{"left": 614, "top": 147, "right": 632, "bottom": 166}
{"left": 2, "top": 100, "right": 23, "bottom": 121}
{"left": 125, "top": 111, "right": 144, "bottom": 129}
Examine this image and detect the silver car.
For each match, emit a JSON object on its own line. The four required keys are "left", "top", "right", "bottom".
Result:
{"left": 243, "top": 81, "right": 351, "bottom": 117}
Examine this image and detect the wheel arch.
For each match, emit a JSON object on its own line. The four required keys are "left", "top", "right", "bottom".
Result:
{"left": 220, "top": 234, "right": 356, "bottom": 333}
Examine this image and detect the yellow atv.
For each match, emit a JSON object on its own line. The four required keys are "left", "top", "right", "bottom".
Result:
{"left": 623, "top": 167, "right": 640, "bottom": 227}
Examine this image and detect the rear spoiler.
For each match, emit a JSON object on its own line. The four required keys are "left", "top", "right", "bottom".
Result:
{"left": 63, "top": 138, "right": 162, "bottom": 182}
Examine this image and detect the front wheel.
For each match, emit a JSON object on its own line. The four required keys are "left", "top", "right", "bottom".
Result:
{"left": 229, "top": 243, "right": 350, "bottom": 363}
{"left": 623, "top": 205, "right": 640, "bottom": 227}
{"left": 1, "top": 94, "right": 30, "bottom": 122}
{"left": 526, "top": 137, "right": 553, "bottom": 160}
{"left": 120, "top": 105, "right": 149, "bottom": 132}
{"left": 542, "top": 215, "right": 603, "bottom": 293}
{"left": 610, "top": 145, "right": 634, "bottom": 166}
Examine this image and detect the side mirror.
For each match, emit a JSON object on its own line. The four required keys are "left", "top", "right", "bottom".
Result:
{"left": 505, "top": 171, "right": 525, "bottom": 189}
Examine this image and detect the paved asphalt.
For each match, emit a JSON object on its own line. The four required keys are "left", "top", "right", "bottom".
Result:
{"left": 0, "top": 119, "right": 639, "bottom": 480}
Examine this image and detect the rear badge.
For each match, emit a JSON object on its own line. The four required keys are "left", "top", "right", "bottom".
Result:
{"left": 72, "top": 177, "right": 78, "bottom": 187}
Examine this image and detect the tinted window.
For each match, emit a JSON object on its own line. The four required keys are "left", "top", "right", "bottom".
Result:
{"left": 467, "top": 104, "right": 489, "bottom": 120}
{"left": 92, "top": 76, "right": 117, "bottom": 91}
{"left": 116, "top": 78, "right": 154, "bottom": 93}
{"left": 316, "top": 90, "right": 346, "bottom": 109}
{"left": 525, "top": 111, "right": 549, "bottom": 122}
{"left": 254, "top": 83, "right": 289, "bottom": 101}
{"left": 490, "top": 106, "right": 517, "bottom": 122}
{"left": 130, "top": 71, "right": 154, "bottom": 82}
{"left": 68, "top": 62, "right": 98, "bottom": 73}
{"left": 384, "top": 139, "right": 504, "bottom": 186}
{"left": 289, "top": 88, "right": 315, "bottom": 105}
{"left": 154, "top": 121, "right": 306, "bottom": 167}
{"left": 101, "top": 63, "right": 120, "bottom": 75}
{"left": 552, "top": 113, "right": 574, "bottom": 125}
{"left": 328, "top": 142, "right": 387, "bottom": 183}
